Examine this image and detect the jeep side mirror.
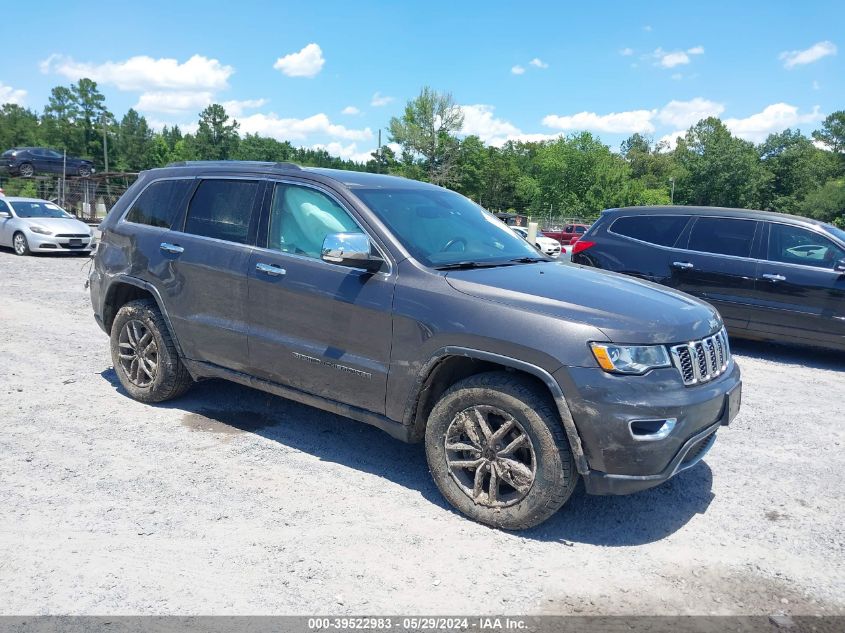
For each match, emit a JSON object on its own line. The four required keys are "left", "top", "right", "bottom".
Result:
{"left": 321, "top": 232, "right": 384, "bottom": 273}
{"left": 835, "top": 258, "right": 845, "bottom": 273}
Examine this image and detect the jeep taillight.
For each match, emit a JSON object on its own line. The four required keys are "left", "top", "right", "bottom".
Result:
{"left": 572, "top": 240, "right": 595, "bottom": 255}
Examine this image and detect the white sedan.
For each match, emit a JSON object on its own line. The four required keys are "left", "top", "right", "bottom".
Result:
{"left": 0, "top": 197, "right": 95, "bottom": 256}
{"left": 511, "top": 226, "right": 562, "bottom": 258}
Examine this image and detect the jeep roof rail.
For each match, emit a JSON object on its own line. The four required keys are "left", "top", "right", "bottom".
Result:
{"left": 165, "top": 160, "right": 302, "bottom": 170}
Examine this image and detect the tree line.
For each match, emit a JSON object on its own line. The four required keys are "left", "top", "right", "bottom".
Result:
{"left": 1, "top": 80, "right": 843, "bottom": 226}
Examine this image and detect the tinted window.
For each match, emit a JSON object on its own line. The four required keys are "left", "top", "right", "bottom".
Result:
{"left": 268, "top": 183, "right": 361, "bottom": 258}
{"left": 767, "top": 223, "right": 845, "bottom": 269}
{"left": 610, "top": 215, "right": 689, "bottom": 247}
{"left": 184, "top": 179, "right": 258, "bottom": 244}
{"left": 125, "top": 179, "right": 192, "bottom": 228}
{"left": 688, "top": 217, "right": 756, "bottom": 257}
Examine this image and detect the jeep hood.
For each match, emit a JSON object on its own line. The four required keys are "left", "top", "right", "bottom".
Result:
{"left": 445, "top": 261, "right": 722, "bottom": 344}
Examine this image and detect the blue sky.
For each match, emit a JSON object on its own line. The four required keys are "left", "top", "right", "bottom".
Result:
{"left": 1, "top": 1, "right": 842, "bottom": 161}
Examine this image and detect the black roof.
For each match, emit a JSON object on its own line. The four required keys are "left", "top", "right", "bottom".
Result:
{"left": 158, "top": 161, "right": 441, "bottom": 191}
{"left": 603, "top": 205, "right": 833, "bottom": 229}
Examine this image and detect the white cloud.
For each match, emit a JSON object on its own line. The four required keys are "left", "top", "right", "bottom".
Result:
{"left": 620, "top": 48, "right": 634, "bottom": 56}
{"left": 779, "top": 40, "right": 837, "bottom": 69}
{"left": 39, "top": 54, "right": 233, "bottom": 91}
{"left": 543, "top": 109, "right": 656, "bottom": 134}
{"left": 643, "top": 25, "right": 653, "bottom": 32}
{"left": 725, "top": 103, "right": 823, "bottom": 142}
{"left": 529, "top": 58, "right": 549, "bottom": 69}
{"left": 657, "top": 98, "right": 725, "bottom": 128}
{"left": 238, "top": 112, "right": 372, "bottom": 142}
{"left": 460, "top": 104, "right": 522, "bottom": 146}
{"left": 511, "top": 65, "right": 526, "bottom": 75}
{"left": 341, "top": 105, "right": 360, "bottom": 115}
{"left": 0, "top": 82, "right": 27, "bottom": 105}
{"left": 135, "top": 91, "right": 214, "bottom": 114}
{"left": 273, "top": 43, "right": 325, "bottom": 78}
{"left": 657, "top": 130, "right": 687, "bottom": 150}
{"left": 146, "top": 118, "right": 199, "bottom": 135}
{"left": 221, "top": 98, "right": 268, "bottom": 117}
{"left": 370, "top": 92, "right": 394, "bottom": 107}
{"left": 311, "top": 141, "right": 375, "bottom": 164}
{"left": 651, "top": 46, "right": 704, "bottom": 68}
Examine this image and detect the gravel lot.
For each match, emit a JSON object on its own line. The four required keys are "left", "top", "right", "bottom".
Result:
{"left": 1, "top": 248, "right": 843, "bottom": 616}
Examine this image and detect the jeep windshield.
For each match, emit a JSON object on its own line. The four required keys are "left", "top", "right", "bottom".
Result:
{"left": 354, "top": 187, "right": 544, "bottom": 267}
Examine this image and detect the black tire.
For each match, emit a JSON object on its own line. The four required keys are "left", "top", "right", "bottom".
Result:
{"left": 18, "top": 162, "right": 34, "bottom": 177}
{"left": 78, "top": 165, "right": 92, "bottom": 178}
{"left": 13, "top": 232, "right": 30, "bottom": 256}
{"left": 110, "top": 298, "right": 193, "bottom": 403}
{"left": 425, "top": 371, "right": 578, "bottom": 530}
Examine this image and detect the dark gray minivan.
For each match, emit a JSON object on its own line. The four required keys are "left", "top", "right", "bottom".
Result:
{"left": 90, "top": 161, "right": 741, "bottom": 529}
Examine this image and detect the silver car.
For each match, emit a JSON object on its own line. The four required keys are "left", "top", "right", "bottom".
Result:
{"left": 0, "top": 197, "right": 95, "bottom": 255}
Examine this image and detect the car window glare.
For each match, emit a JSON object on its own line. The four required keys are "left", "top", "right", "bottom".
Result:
{"left": 354, "top": 188, "right": 539, "bottom": 266}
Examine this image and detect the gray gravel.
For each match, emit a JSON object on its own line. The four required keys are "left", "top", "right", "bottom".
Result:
{"left": 1, "top": 249, "right": 843, "bottom": 616}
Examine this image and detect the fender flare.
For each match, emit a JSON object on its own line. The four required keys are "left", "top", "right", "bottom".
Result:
{"left": 103, "top": 274, "right": 187, "bottom": 360}
{"left": 407, "top": 346, "right": 589, "bottom": 475}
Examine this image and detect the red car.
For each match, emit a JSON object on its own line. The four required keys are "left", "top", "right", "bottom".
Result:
{"left": 542, "top": 223, "right": 590, "bottom": 245}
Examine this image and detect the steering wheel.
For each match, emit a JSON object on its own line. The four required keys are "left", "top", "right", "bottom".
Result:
{"left": 442, "top": 237, "right": 467, "bottom": 252}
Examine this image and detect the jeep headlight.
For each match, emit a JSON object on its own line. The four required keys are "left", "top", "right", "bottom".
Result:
{"left": 590, "top": 343, "right": 671, "bottom": 374}
{"left": 29, "top": 225, "right": 52, "bottom": 235}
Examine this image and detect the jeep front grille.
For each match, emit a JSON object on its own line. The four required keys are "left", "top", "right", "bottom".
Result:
{"left": 670, "top": 328, "right": 731, "bottom": 386}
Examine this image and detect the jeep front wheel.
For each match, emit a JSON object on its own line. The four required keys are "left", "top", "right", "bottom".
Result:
{"left": 110, "top": 298, "right": 193, "bottom": 403}
{"left": 425, "top": 371, "right": 578, "bottom": 530}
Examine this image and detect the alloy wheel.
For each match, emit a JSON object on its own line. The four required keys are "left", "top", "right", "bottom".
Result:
{"left": 445, "top": 405, "right": 536, "bottom": 508}
{"left": 117, "top": 319, "right": 158, "bottom": 388}
{"left": 13, "top": 234, "right": 26, "bottom": 255}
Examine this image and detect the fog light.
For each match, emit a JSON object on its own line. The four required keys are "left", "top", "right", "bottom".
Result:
{"left": 629, "top": 418, "right": 676, "bottom": 441}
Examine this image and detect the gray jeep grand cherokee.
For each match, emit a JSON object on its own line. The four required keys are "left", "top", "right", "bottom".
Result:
{"left": 89, "top": 161, "right": 742, "bottom": 529}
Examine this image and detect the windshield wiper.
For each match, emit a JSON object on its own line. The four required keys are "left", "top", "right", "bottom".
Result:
{"left": 434, "top": 261, "right": 514, "bottom": 270}
{"left": 509, "top": 257, "right": 546, "bottom": 263}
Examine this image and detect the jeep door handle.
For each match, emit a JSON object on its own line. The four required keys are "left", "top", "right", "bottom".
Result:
{"left": 256, "top": 262, "right": 286, "bottom": 277}
{"left": 672, "top": 261, "right": 694, "bottom": 270}
{"left": 761, "top": 273, "right": 786, "bottom": 282}
{"left": 160, "top": 242, "right": 184, "bottom": 254}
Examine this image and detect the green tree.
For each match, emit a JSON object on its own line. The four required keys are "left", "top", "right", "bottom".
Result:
{"left": 192, "top": 104, "right": 240, "bottom": 160}
{"left": 116, "top": 109, "right": 153, "bottom": 171}
{"left": 388, "top": 86, "right": 464, "bottom": 185}
{"left": 42, "top": 85, "right": 82, "bottom": 154}
{"left": 812, "top": 111, "right": 845, "bottom": 154}
{"left": 801, "top": 179, "right": 845, "bottom": 226}
{"left": 673, "top": 118, "right": 769, "bottom": 208}
{"left": 71, "top": 78, "right": 110, "bottom": 163}
{"left": 0, "top": 104, "right": 41, "bottom": 150}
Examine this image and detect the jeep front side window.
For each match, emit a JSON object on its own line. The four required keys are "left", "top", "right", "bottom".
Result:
{"left": 268, "top": 183, "right": 362, "bottom": 259}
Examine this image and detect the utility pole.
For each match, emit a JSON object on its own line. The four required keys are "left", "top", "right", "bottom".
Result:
{"left": 101, "top": 113, "right": 109, "bottom": 175}
{"left": 61, "top": 149, "right": 66, "bottom": 209}
{"left": 669, "top": 177, "right": 675, "bottom": 205}
{"left": 377, "top": 129, "right": 382, "bottom": 174}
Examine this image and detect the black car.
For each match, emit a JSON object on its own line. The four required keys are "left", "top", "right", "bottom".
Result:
{"left": 572, "top": 206, "right": 845, "bottom": 352}
{"left": 2, "top": 147, "right": 94, "bottom": 178}
{"left": 88, "top": 163, "right": 741, "bottom": 529}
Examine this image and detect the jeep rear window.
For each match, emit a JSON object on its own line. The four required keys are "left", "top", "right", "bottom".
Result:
{"left": 125, "top": 179, "right": 192, "bottom": 228}
{"left": 610, "top": 215, "right": 689, "bottom": 247}
{"left": 183, "top": 179, "right": 258, "bottom": 244}
{"left": 354, "top": 188, "right": 539, "bottom": 266}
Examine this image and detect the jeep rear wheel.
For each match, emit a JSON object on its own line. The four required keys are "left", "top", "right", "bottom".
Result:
{"left": 425, "top": 371, "right": 578, "bottom": 530}
{"left": 110, "top": 299, "right": 192, "bottom": 403}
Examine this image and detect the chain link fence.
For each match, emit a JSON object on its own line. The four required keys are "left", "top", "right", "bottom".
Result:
{"left": 0, "top": 173, "right": 138, "bottom": 222}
